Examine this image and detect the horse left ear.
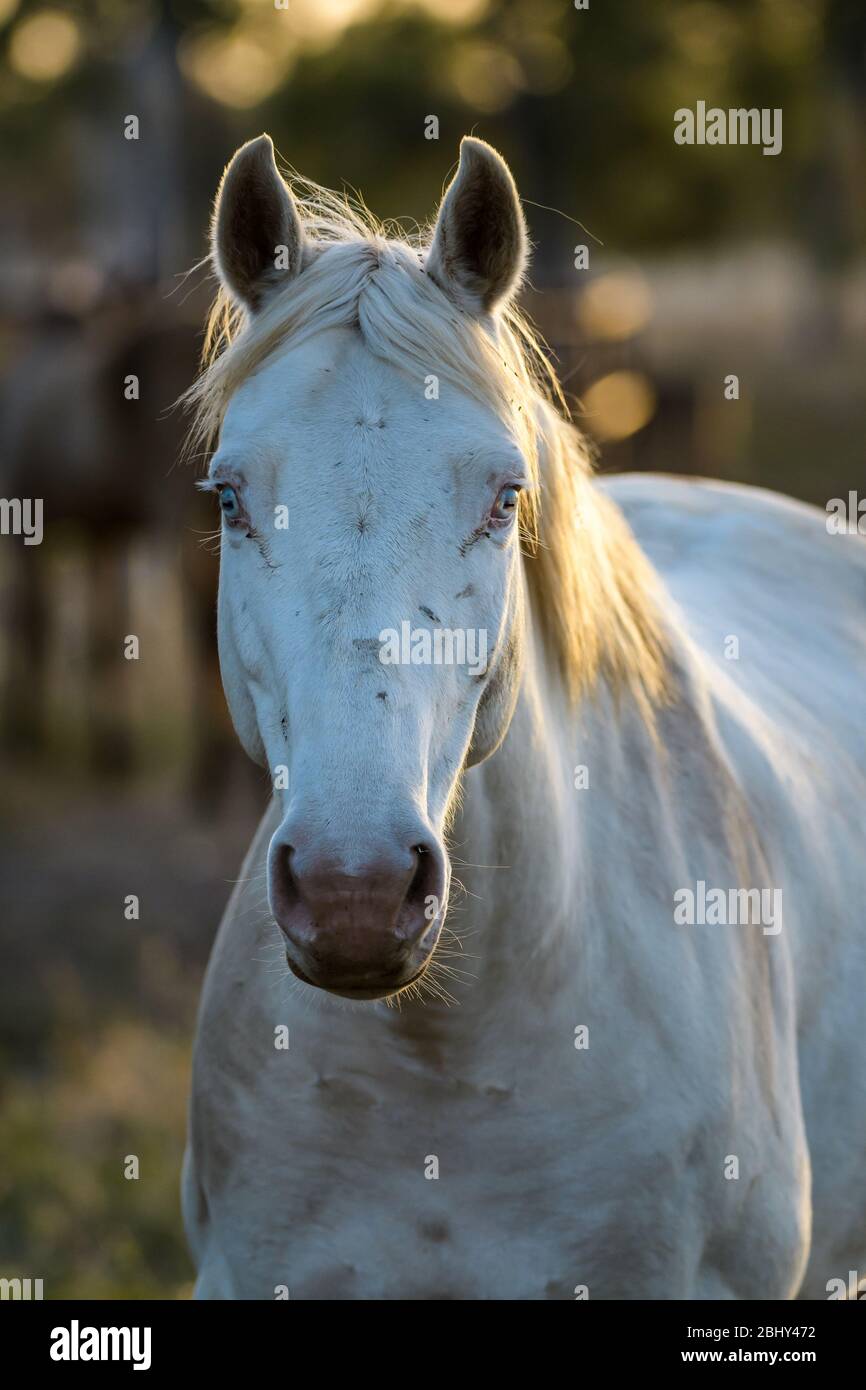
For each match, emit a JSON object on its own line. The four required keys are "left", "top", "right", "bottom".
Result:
{"left": 212, "top": 133, "right": 307, "bottom": 312}
{"left": 426, "top": 137, "right": 528, "bottom": 316}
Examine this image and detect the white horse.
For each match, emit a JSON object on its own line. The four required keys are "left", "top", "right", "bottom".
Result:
{"left": 182, "top": 134, "right": 866, "bottom": 1300}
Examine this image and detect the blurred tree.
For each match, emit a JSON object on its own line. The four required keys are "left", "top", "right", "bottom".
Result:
{"left": 0, "top": 0, "right": 859, "bottom": 271}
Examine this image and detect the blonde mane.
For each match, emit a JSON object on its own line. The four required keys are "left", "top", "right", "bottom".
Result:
{"left": 183, "top": 173, "right": 671, "bottom": 717}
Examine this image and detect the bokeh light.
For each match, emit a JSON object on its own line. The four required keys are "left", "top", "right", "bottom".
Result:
{"left": 178, "top": 26, "right": 292, "bottom": 110}
{"left": 582, "top": 370, "right": 656, "bottom": 442}
{"left": 267, "top": 0, "right": 382, "bottom": 51}
{"left": 449, "top": 40, "right": 524, "bottom": 113}
{"left": 413, "top": 0, "right": 490, "bottom": 24}
{"left": 578, "top": 271, "right": 654, "bottom": 342}
{"left": 8, "top": 9, "right": 82, "bottom": 83}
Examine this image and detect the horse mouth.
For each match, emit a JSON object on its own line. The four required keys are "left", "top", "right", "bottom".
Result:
{"left": 285, "top": 952, "right": 431, "bottom": 1001}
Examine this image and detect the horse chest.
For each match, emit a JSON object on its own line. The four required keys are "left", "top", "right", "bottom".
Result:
{"left": 268, "top": 1088, "right": 587, "bottom": 1299}
{"left": 235, "top": 1060, "right": 682, "bottom": 1298}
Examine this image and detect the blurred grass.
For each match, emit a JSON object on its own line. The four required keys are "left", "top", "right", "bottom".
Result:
{"left": 0, "top": 771, "right": 261, "bottom": 1299}
{"left": 0, "top": 1021, "right": 194, "bottom": 1299}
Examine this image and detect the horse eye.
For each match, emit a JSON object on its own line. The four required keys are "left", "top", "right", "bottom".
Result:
{"left": 491, "top": 485, "right": 521, "bottom": 522}
{"left": 217, "top": 484, "right": 241, "bottom": 520}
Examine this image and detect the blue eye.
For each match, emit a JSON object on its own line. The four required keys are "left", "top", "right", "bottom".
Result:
{"left": 218, "top": 485, "right": 241, "bottom": 520}
{"left": 491, "top": 485, "right": 521, "bottom": 523}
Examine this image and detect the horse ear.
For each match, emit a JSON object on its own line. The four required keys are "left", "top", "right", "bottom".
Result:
{"left": 212, "top": 134, "right": 306, "bottom": 312}
{"left": 426, "top": 137, "right": 528, "bottom": 316}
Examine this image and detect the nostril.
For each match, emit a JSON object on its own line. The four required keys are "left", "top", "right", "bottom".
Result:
{"left": 269, "top": 842, "right": 300, "bottom": 924}
{"left": 404, "top": 841, "right": 445, "bottom": 942}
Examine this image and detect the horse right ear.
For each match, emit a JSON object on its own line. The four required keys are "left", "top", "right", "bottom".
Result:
{"left": 212, "top": 134, "right": 306, "bottom": 313}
